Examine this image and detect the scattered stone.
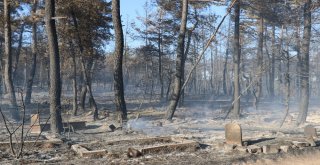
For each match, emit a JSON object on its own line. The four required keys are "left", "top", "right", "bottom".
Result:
{"left": 280, "top": 145, "right": 293, "bottom": 153}
{"left": 304, "top": 125, "right": 317, "bottom": 139}
{"left": 223, "top": 142, "right": 236, "bottom": 152}
{"left": 305, "top": 136, "right": 316, "bottom": 147}
{"left": 42, "top": 143, "right": 55, "bottom": 149}
{"left": 109, "top": 124, "right": 116, "bottom": 132}
{"left": 292, "top": 141, "right": 310, "bottom": 148}
{"left": 235, "top": 146, "right": 247, "bottom": 152}
{"left": 155, "top": 121, "right": 163, "bottom": 127}
{"left": 40, "top": 154, "right": 51, "bottom": 159}
{"left": 127, "top": 148, "right": 142, "bottom": 158}
{"left": 247, "top": 145, "right": 261, "bottom": 154}
{"left": 225, "top": 123, "right": 242, "bottom": 146}
{"left": 262, "top": 145, "right": 280, "bottom": 154}
{"left": 107, "top": 151, "right": 120, "bottom": 159}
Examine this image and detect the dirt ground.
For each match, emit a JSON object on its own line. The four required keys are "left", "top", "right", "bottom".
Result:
{"left": 1, "top": 94, "right": 320, "bottom": 165}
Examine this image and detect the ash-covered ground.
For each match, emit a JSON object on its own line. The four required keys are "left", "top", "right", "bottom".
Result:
{"left": 0, "top": 92, "right": 320, "bottom": 165}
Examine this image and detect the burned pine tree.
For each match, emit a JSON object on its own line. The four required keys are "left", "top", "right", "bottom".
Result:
{"left": 112, "top": 0, "right": 128, "bottom": 122}
{"left": 3, "top": 0, "right": 20, "bottom": 121}
{"left": 231, "top": 0, "right": 241, "bottom": 119}
{"left": 25, "top": 0, "right": 39, "bottom": 105}
{"left": 45, "top": 0, "right": 63, "bottom": 134}
{"left": 296, "top": 0, "right": 311, "bottom": 126}
{"left": 166, "top": 0, "right": 188, "bottom": 121}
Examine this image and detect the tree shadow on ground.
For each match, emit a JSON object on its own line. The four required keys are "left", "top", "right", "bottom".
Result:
{"left": 245, "top": 138, "right": 276, "bottom": 145}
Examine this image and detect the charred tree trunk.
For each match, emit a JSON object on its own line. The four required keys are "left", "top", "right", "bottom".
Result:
{"left": 179, "top": 28, "right": 192, "bottom": 107}
{"left": 255, "top": 16, "right": 264, "bottom": 109}
{"left": 4, "top": 0, "right": 20, "bottom": 121}
{"left": 270, "top": 25, "right": 275, "bottom": 98}
{"left": 68, "top": 41, "right": 78, "bottom": 116}
{"left": 80, "top": 58, "right": 98, "bottom": 120}
{"left": 158, "top": 31, "right": 164, "bottom": 99}
{"left": 79, "top": 84, "right": 87, "bottom": 112}
{"left": 166, "top": 0, "right": 188, "bottom": 120}
{"left": 13, "top": 23, "right": 25, "bottom": 80}
{"left": 70, "top": 11, "right": 98, "bottom": 120}
{"left": 223, "top": 19, "right": 231, "bottom": 96}
{"left": 72, "top": 52, "right": 78, "bottom": 116}
{"left": 39, "top": 59, "right": 43, "bottom": 88}
{"left": 295, "top": 20, "right": 301, "bottom": 99}
{"left": 296, "top": 0, "right": 311, "bottom": 126}
{"left": 280, "top": 49, "right": 290, "bottom": 128}
{"left": 25, "top": 0, "right": 38, "bottom": 105}
{"left": 45, "top": 0, "right": 63, "bottom": 134}
{"left": 231, "top": 0, "right": 240, "bottom": 119}
{"left": 70, "top": 10, "right": 87, "bottom": 114}
{"left": 112, "top": 0, "right": 127, "bottom": 122}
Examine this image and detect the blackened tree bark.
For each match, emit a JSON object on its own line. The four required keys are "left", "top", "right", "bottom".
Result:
{"left": 158, "top": 31, "right": 164, "bottom": 99}
{"left": 295, "top": 20, "right": 301, "bottom": 98}
{"left": 70, "top": 11, "right": 98, "bottom": 120}
{"left": 25, "top": 0, "right": 38, "bottom": 105}
{"left": 296, "top": 0, "right": 311, "bottom": 126}
{"left": 68, "top": 41, "right": 78, "bottom": 116}
{"left": 13, "top": 23, "right": 25, "bottom": 80}
{"left": 166, "top": 0, "right": 188, "bottom": 120}
{"left": 4, "top": 0, "right": 20, "bottom": 121}
{"left": 80, "top": 57, "right": 98, "bottom": 120}
{"left": 223, "top": 19, "right": 231, "bottom": 96}
{"left": 255, "top": 16, "right": 264, "bottom": 109}
{"left": 179, "top": 29, "right": 190, "bottom": 107}
{"left": 231, "top": 0, "right": 240, "bottom": 119}
{"left": 269, "top": 25, "right": 275, "bottom": 98}
{"left": 79, "top": 84, "right": 87, "bottom": 112}
{"left": 280, "top": 48, "right": 290, "bottom": 128}
{"left": 45, "top": 0, "right": 63, "bottom": 134}
{"left": 112, "top": 0, "right": 127, "bottom": 122}
{"left": 72, "top": 49, "right": 78, "bottom": 116}
{"left": 179, "top": 17, "right": 198, "bottom": 107}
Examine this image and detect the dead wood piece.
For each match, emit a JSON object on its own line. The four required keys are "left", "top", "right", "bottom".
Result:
{"left": 71, "top": 144, "right": 88, "bottom": 156}
{"left": 0, "top": 135, "right": 62, "bottom": 148}
{"left": 71, "top": 144, "right": 107, "bottom": 158}
{"left": 141, "top": 141, "right": 198, "bottom": 154}
{"left": 81, "top": 150, "right": 108, "bottom": 158}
